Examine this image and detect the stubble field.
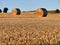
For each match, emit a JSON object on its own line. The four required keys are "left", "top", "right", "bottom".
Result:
{"left": 0, "top": 12, "right": 60, "bottom": 45}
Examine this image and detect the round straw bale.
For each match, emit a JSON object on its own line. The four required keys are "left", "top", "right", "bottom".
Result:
{"left": 41, "top": 8, "right": 48, "bottom": 17}
{"left": 0, "top": 9, "right": 2, "bottom": 13}
{"left": 36, "top": 8, "right": 43, "bottom": 17}
{"left": 3, "top": 7, "right": 8, "bottom": 13}
{"left": 12, "top": 8, "right": 21, "bottom": 15}
{"left": 55, "top": 9, "right": 60, "bottom": 13}
{"left": 36, "top": 8, "right": 48, "bottom": 17}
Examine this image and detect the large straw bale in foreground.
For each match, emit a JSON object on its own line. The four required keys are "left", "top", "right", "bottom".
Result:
{"left": 12, "top": 8, "right": 21, "bottom": 15}
{"left": 36, "top": 8, "right": 48, "bottom": 17}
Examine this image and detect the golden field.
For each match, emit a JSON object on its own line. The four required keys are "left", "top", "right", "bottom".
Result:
{"left": 0, "top": 12, "right": 60, "bottom": 45}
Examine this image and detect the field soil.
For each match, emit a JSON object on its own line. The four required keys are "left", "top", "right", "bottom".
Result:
{"left": 0, "top": 12, "right": 60, "bottom": 45}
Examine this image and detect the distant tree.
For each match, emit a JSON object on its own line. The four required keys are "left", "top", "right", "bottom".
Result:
{"left": 3, "top": 7, "right": 8, "bottom": 13}
{"left": 55, "top": 9, "right": 60, "bottom": 13}
{"left": 0, "top": 9, "right": 2, "bottom": 13}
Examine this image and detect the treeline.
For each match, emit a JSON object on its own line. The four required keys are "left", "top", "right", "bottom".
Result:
{"left": 48, "top": 9, "right": 60, "bottom": 13}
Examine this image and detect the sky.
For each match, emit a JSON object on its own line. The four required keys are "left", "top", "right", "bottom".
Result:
{"left": 0, "top": 0, "right": 60, "bottom": 12}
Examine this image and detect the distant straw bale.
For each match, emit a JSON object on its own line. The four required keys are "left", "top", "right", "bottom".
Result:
{"left": 0, "top": 9, "right": 2, "bottom": 13}
{"left": 36, "top": 8, "right": 48, "bottom": 17}
{"left": 55, "top": 9, "right": 60, "bottom": 13}
{"left": 3, "top": 7, "right": 8, "bottom": 13}
{"left": 12, "top": 8, "right": 21, "bottom": 15}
